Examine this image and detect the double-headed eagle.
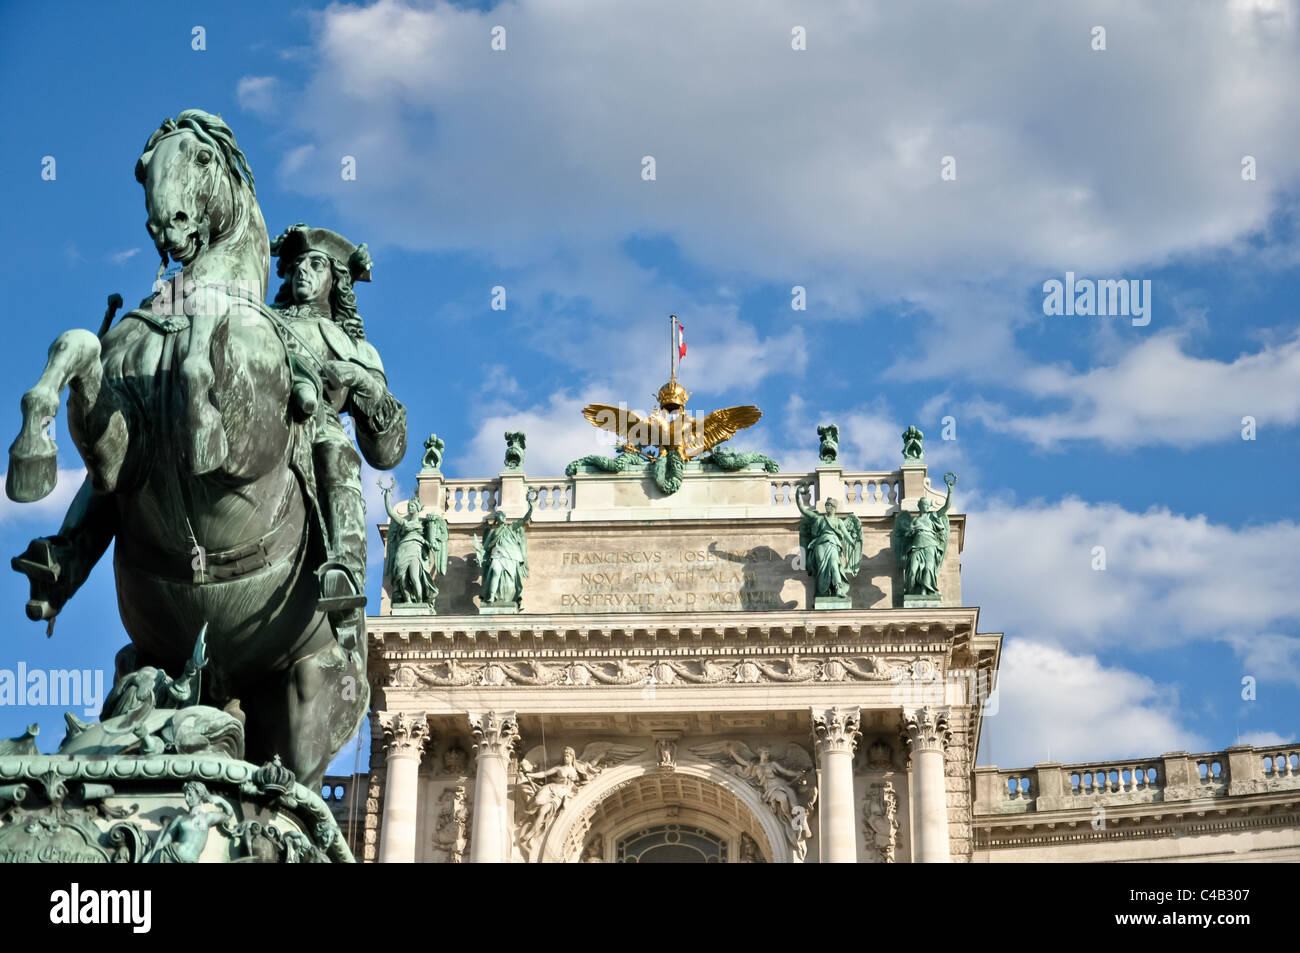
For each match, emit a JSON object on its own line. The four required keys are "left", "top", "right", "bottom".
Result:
{"left": 581, "top": 377, "right": 761, "bottom": 461}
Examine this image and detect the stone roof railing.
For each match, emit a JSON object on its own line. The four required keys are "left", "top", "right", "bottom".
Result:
{"left": 416, "top": 462, "right": 950, "bottom": 525}
{"left": 974, "top": 744, "right": 1300, "bottom": 816}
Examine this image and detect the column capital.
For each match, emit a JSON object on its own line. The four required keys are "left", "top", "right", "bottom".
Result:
{"left": 378, "top": 710, "right": 430, "bottom": 761}
{"left": 468, "top": 710, "right": 520, "bottom": 758}
{"left": 812, "top": 706, "right": 861, "bottom": 756}
{"left": 902, "top": 706, "right": 952, "bottom": 754}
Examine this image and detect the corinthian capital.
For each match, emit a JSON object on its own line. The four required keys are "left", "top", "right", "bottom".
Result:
{"left": 812, "top": 706, "right": 862, "bottom": 755}
{"left": 902, "top": 706, "right": 952, "bottom": 754}
{"left": 378, "top": 710, "right": 431, "bottom": 760}
{"left": 468, "top": 710, "right": 520, "bottom": 758}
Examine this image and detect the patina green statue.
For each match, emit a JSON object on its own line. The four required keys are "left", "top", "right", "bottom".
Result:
{"left": 145, "top": 781, "right": 234, "bottom": 863}
{"left": 474, "top": 488, "right": 537, "bottom": 608}
{"left": 504, "top": 430, "right": 526, "bottom": 471}
{"left": 796, "top": 484, "right": 863, "bottom": 599}
{"left": 892, "top": 472, "right": 956, "bottom": 597}
{"left": 422, "top": 433, "right": 445, "bottom": 471}
{"left": 270, "top": 222, "right": 402, "bottom": 629}
{"left": 818, "top": 424, "right": 839, "bottom": 465}
{"left": 902, "top": 425, "right": 924, "bottom": 461}
{"left": 4, "top": 110, "right": 407, "bottom": 787}
{"left": 380, "top": 478, "right": 447, "bottom": 608}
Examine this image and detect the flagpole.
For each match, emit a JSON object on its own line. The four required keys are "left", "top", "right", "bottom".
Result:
{"left": 670, "top": 313, "right": 677, "bottom": 381}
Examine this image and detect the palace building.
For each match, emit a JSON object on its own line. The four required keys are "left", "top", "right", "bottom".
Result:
{"left": 352, "top": 389, "right": 1300, "bottom": 863}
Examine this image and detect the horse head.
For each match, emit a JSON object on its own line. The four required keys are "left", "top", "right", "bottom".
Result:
{"left": 135, "top": 110, "right": 266, "bottom": 288}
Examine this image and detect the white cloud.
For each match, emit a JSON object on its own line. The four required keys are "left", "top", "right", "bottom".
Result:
{"left": 1235, "top": 729, "right": 1296, "bottom": 748}
{"left": 108, "top": 248, "right": 139, "bottom": 265}
{"left": 464, "top": 389, "right": 621, "bottom": 478}
{"left": 271, "top": 0, "right": 1300, "bottom": 287}
{"left": 983, "top": 640, "right": 1207, "bottom": 766}
{"left": 0, "top": 468, "right": 88, "bottom": 526}
{"left": 963, "top": 496, "right": 1300, "bottom": 683}
{"left": 965, "top": 331, "right": 1300, "bottom": 449}
{"left": 237, "top": 76, "right": 281, "bottom": 118}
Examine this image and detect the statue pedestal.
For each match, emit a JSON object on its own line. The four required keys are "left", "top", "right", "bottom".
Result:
{"left": 478, "top": 604, "right": 520, "bottom": 615}
{"left": 391, "top": 603, "right": 433, "bottom": 616}
{"left": 814, "top": 596, "right": 852, "bottom": 610}
{"left": 0, "top": 753, "right": 352, "bottom": 863}
{"left": 903, "top": 594, "right": 942, "bottom": 608}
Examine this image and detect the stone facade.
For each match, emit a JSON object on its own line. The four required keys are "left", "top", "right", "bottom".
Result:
{"left": 360, "top": 459, "right": 1298, "bottom": 862}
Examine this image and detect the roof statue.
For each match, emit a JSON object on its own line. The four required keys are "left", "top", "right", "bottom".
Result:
{"left": 573, "top": 314, "right": 776, "bottom": 494}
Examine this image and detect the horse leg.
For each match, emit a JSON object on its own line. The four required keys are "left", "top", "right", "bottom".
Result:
{"left": 178, "top": 311, "right": 229, "bottom": 475}
{"left": 7, "top": 329, "right": 128, "bottom": 502}
{"left": 244, "top": 636, "right": 368, "bottom": 790}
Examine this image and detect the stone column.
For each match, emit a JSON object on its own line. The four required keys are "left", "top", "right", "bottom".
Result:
{"left": 377, "top": 711, "right": 430, "bottom": 863}
{"left": 468, "top": 710, "right": 520, "bottom": 863}
{"left": 903, "top": 706, "right": 951, "bottom": 863}
{"left": 812, "top": 706, "right": 861, "bottom": 863}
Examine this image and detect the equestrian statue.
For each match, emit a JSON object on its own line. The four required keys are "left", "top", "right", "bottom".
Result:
{"left": 5, "top": 110, "right": 407, "bottom": 788}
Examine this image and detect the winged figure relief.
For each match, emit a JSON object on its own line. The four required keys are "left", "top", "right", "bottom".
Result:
{"left": 688, "top": 740, "right": 818, "bottom": 859}
{"left": 516, "top": 742, "right": 645, "bottom": 847}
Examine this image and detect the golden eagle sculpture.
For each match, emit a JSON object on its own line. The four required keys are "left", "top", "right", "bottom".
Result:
{"left": 567, "top": 316, "right": 779, "bottom": 495}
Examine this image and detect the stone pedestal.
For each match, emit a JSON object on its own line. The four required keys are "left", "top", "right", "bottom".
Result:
{"left": 478, "top": 604, "right": 520, "bottom": 615}
{"left": 468, "top": 710, "right": 519, "bottom": 863}
{"left": 391, "top": 604, "right": 433, "bottom": 616}
{"left": 903, "top": 594, "right": 942, "bottom": 608}
{"left": 812, "top": 706, "right": 861, "bottom": 863}
{"left": 903, "top": 706, "right": 951, "bottom": 863}
{"left": 900, "top": 463, "right": 928, "bottom": 509}
{"left": 377, "top": 711, "right": 430, "bottom": 864}
{"left": 814, "top": 596, "right": 852, "bottom": 610}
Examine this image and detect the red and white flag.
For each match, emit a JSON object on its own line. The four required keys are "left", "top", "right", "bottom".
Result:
{"left": 677, "top": 322, "right": 687, "bottom": 360}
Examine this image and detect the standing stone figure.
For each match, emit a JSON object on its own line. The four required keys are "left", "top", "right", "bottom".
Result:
{"left": 380, "top": 479, "right": 447, "bottom": 607}
{"left": 796, "top": 484, "right": 863, "bottom": 599}
{"left": 902, "top": 425, "right": 924, "bottom": 461}
{"left": 430, "top": 784, "right": 469, "bottom": 863}
{"left": 892, "top": 471, "right": 956, "bottom": 597}
{"left": 817, "top": 423, "right": 839, "bottom": 465}
{"left": 864, "top": 781, "right": 899, "bottom": 863}
{"left": 473, "top": 488, "right": 537, "bottom": 608}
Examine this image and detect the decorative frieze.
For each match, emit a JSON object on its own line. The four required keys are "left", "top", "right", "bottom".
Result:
{"left": 387, "top": 655, "right": 936, "bottom": 689}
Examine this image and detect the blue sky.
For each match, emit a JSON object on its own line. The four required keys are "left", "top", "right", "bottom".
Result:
{"left": 0, "top": 0, "right": 1297, "bottom": 775}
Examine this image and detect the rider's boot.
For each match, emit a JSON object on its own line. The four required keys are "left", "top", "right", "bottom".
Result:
{"left": 316, "top": 480, "right": 368, "bottom": 614}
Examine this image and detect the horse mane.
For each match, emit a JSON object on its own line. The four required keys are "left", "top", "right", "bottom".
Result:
{"left": 135, "top": 109, "right": 256, "bottom": 196}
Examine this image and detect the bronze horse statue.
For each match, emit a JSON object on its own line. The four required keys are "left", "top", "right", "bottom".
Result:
{"left": 6, "top": 111, "right": 405, "bottom": 786}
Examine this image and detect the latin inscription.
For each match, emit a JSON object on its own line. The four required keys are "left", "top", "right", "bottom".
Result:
{"left": 555, "top": 547, "right": 794, "bottom": 611}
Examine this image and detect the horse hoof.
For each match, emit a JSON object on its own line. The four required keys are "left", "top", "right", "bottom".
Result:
{"left": 5, "top": 441, "right": 56, "bottom": 502}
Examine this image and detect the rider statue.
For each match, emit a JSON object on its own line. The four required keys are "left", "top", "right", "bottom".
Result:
{"left": 269, "top": 223, "right": 407, "bottom": 624}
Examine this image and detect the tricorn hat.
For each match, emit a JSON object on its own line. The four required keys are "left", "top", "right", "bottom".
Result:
{"left": 271, "top": 223, "right": 372, "bottom": 284}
